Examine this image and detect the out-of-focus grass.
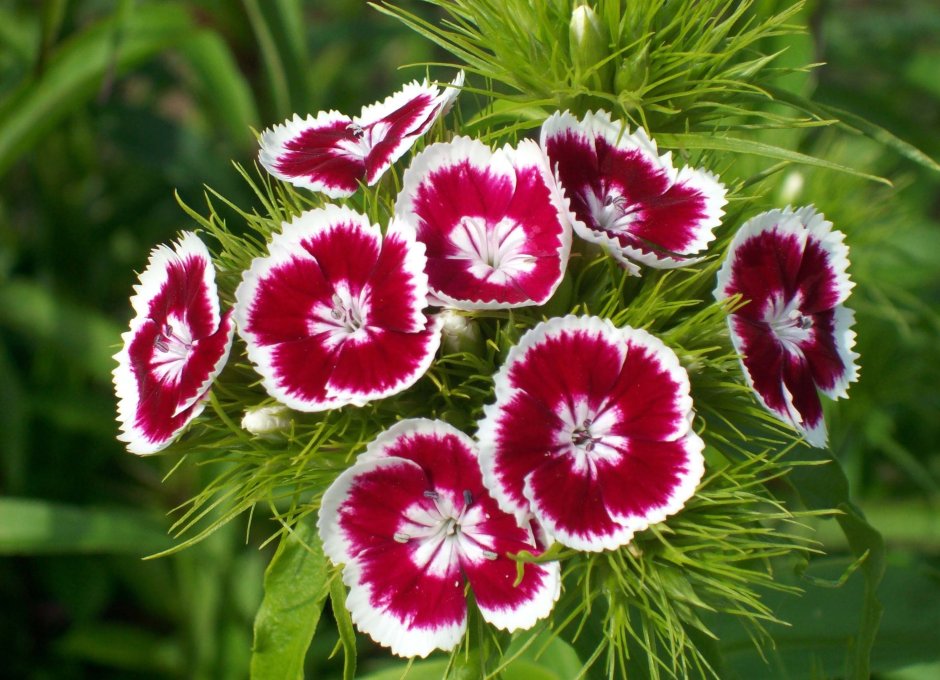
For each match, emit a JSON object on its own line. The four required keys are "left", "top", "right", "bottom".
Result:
{"left": 0, "top": 2, "right": 432, "bottom": 677}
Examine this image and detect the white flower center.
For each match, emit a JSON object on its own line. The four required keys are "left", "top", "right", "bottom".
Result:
{"left": 394, "top": 489, "right": 498, "bottom": 577}
{"left": 449, "top": 216, "right": 537, "bottom": 284}
{"left": 553, "top": 399, "right": 626, "bottom": 474}
{"left": 309, "top": 283, "right": 371, "bottom": 349}
{"left": 584, "top": 186, "right": 641, "bottom": 235}
{"left": 765, "top": 293, "right": 813, "bottom": 355}
{"left": 151, "top": 314, "right": 195, "bottom": 385}
{"left": 334, "top": 121, "right": 389, "bottom": 160}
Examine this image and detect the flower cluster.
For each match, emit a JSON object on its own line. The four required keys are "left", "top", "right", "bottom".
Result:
{"left": 114, "top": 73, "right": 859, "bottom": 659}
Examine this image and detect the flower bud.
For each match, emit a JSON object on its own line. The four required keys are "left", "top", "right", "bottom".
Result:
{"left": 777, "top": 171, "right": 805, "bottom": 205}
{"left": 570, "top": 4, "right": 612, "bottom": 90}
{"left": 241, "top": 405, "right": 290, "bottom": 437}
{"left": 439, "top": 309, "right": 483, "bottom": 356}
{"left": 615, "top": 44, "right": 649, "bottom": 95}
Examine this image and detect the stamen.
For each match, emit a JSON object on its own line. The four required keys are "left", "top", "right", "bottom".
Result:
{"left": 423, "top": 490, "right": 439, "bottom": 500}
{"left": 347, "top": 123, "right": 365, "bottom": 139}
{"left": 482, "top": 550, "right": 498, "bottom": 561}
{"left": 393, "top": 532, "right": 410, "bottom": 544}
{"left": 154, "top": 338, "right": 169, "bottom": 352}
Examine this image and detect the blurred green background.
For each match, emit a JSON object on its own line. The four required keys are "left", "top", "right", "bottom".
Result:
{"left": 0, "top": 1, "right": 937, "bottom": 678}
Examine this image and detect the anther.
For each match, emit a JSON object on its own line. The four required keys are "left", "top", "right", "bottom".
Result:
{"left": 347, "top": 123, "right": 365, "bottom": 139}
{"left": 423, "top": 490, "right": 440, "bottom": 500}
{"left": 482, "top": 550, "right": 498, "bottom": 561}
{"left": 463, "top": 490, "right": 473, "bottom": 507}
{"left": 154, "top": 338, "right": 169, "bottom": 352}
{"left": 393, "top": 532, "right": 410, "bottom": 544}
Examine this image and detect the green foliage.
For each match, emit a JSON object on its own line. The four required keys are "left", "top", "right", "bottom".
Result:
{"left": 251, "top": 515, "right": 332, "bottom": 680}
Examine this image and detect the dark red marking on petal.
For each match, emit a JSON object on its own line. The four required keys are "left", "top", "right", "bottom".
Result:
{"left": 478, "top": 316, "right": 703, "bottom": 551}
{"left": 399, "top": 139, "right": 570, "bottom": 308}
{"left": 274, "top": 118, "right": 366, "bottom": 195}
{"left": 596, "top": 438, "right": 697, "bottom": 521}
{"left": 334, "top": 458, "right": 468, "bottom": 635}
{"left": 236, "top": 207, "right": 438, "bottom": 411}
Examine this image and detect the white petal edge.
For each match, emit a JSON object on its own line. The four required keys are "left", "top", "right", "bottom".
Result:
{"left": 318, "top": 456, "right": 425, "bottom": 567}
{"left": 356, "top": 79, "right": 440, "bottom": 128}
{"left": 324, "top": 315, "right": 443, "bottom": 407}
{"left": 114, "top": 231, "right": 227, "bottom": 456}
{"left": 714, "top": 205, "right": 854, "bottom": 305}
{"left": 523, "top": 472, "right": 637, "bottom": 553}
{"left": 608, "top": 431, "right": 706, "bottom": 534}
{"left": 476, "top": 560, "right": 561, "bottom": 632}
{"left": 820, "top": 303, "right": 860, "bottom": 400}
{"left": 476, "top": 315, "right": 629, "bottom": 523}
{"left": 396, "top": 137, "right": 572, "bottom": 309}
{"left": 258, "top": 110, "right": 358, "bottom": 198}
{"left": 317, "top": 453, "right": 468, "bottom": 658}
{"left": 341, "top": 558, "right": 466, "bottom": 658}
{"left": 233, "top": 206, "right": 382, "bottom": 412}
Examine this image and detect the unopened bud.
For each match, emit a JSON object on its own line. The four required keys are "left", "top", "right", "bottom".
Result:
{"left": 439, "top": 310, "right": 483, "bottom": 355}
{"left": 570, "top": 4, "right": 611, "bottom": 91}
{"left": 241, "top": 405, "right": 290, "bottom": 437}
{"left": 615, "top": 44, "right": 649, "bottom": 95}
{"left": 777, "top": 171, "right": 805, "bottom": 205}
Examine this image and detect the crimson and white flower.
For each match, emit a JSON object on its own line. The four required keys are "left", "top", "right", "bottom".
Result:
{"left": 540, "top": 110, "right": 726, "bottom": 273}
{"left": 394, "top": 137, "right": 572, "bottom": 309}
{"left": 714, "top": 206, "right": 859, "bottom": 447}
{"left": 259, "top": 72, "right": 463, "bottom": 198}
{"left": 477, "top": 316, "right": 705, "bottom": 552}
{"left": 113, "top": 232, "right": 235, "bottom": 455}
{"left": 234, "top": 205, "right": 441, "bottom": 411}
{"left": 318, "top": 419, "right": 560, "bottom": 658}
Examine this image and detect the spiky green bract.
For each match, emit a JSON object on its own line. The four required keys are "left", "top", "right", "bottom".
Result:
{"left": 546, "top": 449, "right": 818, "bottom": 680}
{"left": 376, "top": 0, "right": 813, "bottom": 133}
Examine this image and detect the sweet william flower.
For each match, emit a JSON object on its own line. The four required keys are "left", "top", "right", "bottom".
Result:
{"left": 318, "top": 419, "right": 560, "bottom": 658}
{"left": 714, "top": 206, "right": 859, "bottom": 447}
{"left": 395, "top": 137, "right": 572, "bottom": 310}
{"left": 477, "top": 315, "right": 705, "bottom": 552}
{"left": 113, "top": 232, "right": 235, "bottom": 455}
{"left": 234, "top": 205, "right": 442, "bottom": 411}
{"left": 540, "top": 110, "right": 726, "bottom": 273}
{"left": 259, "top": 72, "right": 463, "bottom": 198}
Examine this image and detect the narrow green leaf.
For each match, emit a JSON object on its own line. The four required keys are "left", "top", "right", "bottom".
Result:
{"left": 765, "top": 85, "right": 940, "bottom": 173}
{"left": 359, "top": 660, "right": 449, "bottom": 680}
{"left": 0, "top": 4, "right": 197, "bottom": 177}
{"left": 37, "top": 0, "right": 68, "bottom": 73}
{"left": 0, "top": 279, "right": 122, "bottom": 382}
{"left": 715, "top": 558, "right": 940, "bottom": 679}
{"left": 250, "top": 516, "right": 330, "bottom": 680}
{"left": 655, "top": 132, "right": 891, "bottom": 185}
{"left": 331, "top": 574, "right": 357, "bottom": 680}
{"left": 784, "top": 450, "right": 886, "bottom": 680}
{"left": 241, "top": 0, "right": 290, "bottom": 118}
{"left": 56, "top": 622, "right": 184, "bottom": 675}
{"left": 178, "top": 31, "right": 260, "bottom": 150}
{"left": 0, "top": 498, "right": 173, "bottom": 555}
{"left": 264, "top": 0, "right": 310, "bottom": 113}
{"left": 0, "top": 339, "right": 27, "bottom": 494}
